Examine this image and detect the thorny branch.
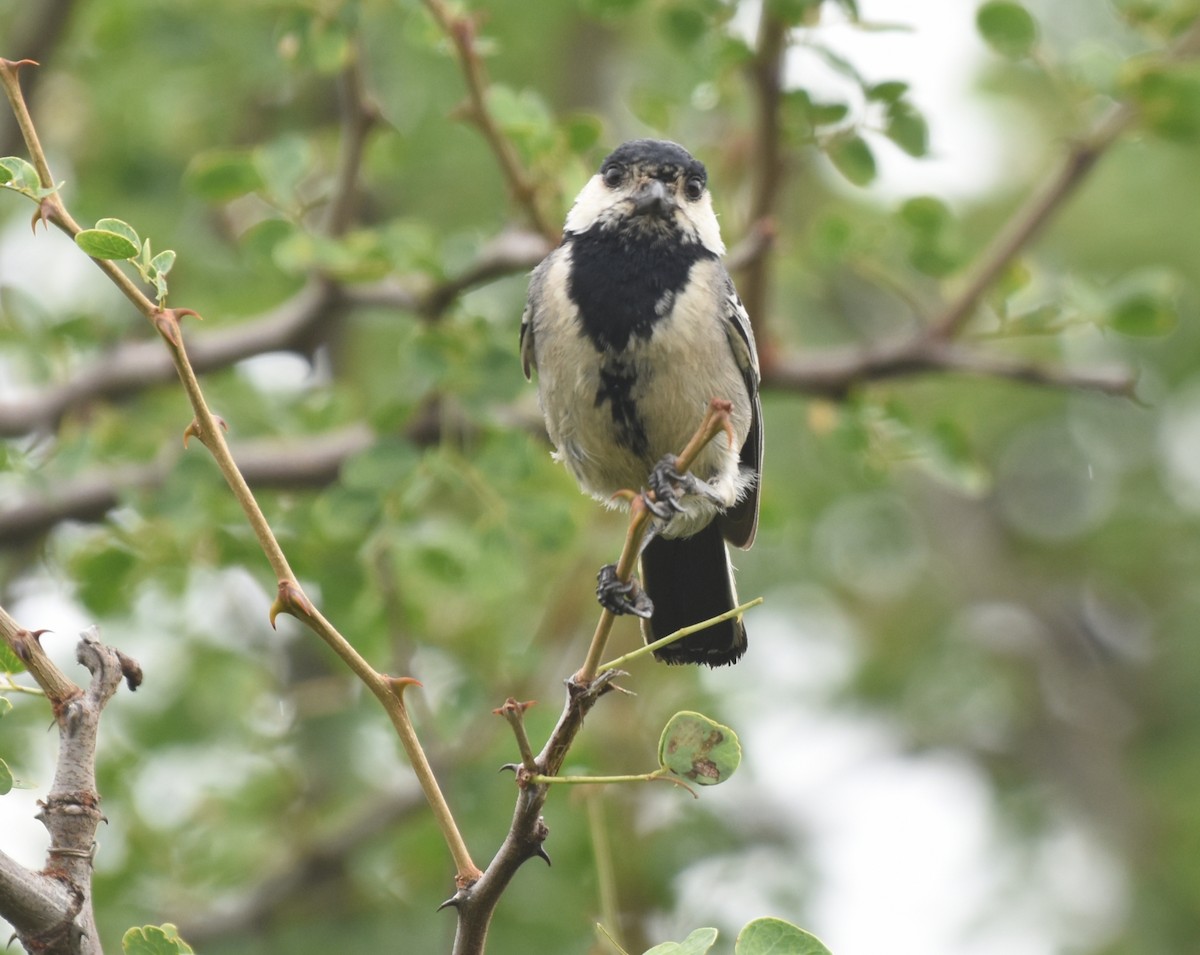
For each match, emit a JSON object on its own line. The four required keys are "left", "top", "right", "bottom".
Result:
{"left": 0, "top": 56, "right": 481, "bottom": 886}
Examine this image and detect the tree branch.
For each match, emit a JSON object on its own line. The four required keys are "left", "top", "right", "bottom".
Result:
{"left": 0, "top": 227, "right": 549, "bottom": 440}
{"left": 0, "top": 604, "right": 137, "bottom": 955}
{"left": 737, "top": 8, "right": 789, "bottom": 346}
{"left": 763, "top": 337, "right": 1137, "bottom": 399}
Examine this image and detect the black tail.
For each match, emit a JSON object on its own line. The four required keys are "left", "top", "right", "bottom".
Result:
{"left": 639, "top": 522, "right": 747, "bottom": 666}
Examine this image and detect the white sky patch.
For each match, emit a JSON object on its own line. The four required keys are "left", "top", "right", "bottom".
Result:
{"left": 669, "top": 593, "right": 1128, "bottom": 955}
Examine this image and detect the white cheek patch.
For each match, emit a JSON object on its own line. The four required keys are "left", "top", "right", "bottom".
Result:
{"left": 565, "top": 176, "right": 614, "bottom": 234}
{"left": 682, "top": 192, "right": 725, "bottom": 256}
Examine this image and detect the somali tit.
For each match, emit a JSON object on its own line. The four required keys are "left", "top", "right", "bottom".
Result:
{"left": 521, "top": 139, "right": 762, "bottom": 666}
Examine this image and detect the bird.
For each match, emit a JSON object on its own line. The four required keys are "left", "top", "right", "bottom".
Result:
{"left": 520, "top": 139, "right": 762, "bottom": 666}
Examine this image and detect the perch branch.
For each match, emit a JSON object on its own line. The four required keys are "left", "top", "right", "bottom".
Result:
{"left": 447, "top": 402, "right": 736, "bottom": 955}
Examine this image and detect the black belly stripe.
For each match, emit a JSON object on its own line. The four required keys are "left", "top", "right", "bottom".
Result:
{"left": 595, "top": 361, "right": 648, "bottom": 458}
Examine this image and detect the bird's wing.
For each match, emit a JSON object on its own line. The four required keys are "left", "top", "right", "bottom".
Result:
{"left": 719, "top": 281, "right": 763, "bottom": 549}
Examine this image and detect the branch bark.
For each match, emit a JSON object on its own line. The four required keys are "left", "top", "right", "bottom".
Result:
{"left": 0, "top": 605, "right": 138, "bottom": 955}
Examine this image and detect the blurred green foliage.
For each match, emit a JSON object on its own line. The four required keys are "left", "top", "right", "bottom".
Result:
{"left": 1, "top": 0, "right": 1200, "bottom": 954}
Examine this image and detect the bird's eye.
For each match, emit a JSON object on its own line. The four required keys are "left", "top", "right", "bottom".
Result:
{"left": 602, "top": 164, "right": 625, "bottom": 188}
{"left": 684, "top": 176, "right": 705, "bottom": 201}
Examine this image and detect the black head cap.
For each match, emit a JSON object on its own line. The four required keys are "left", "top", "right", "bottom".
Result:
{"left": 600, "top": 139, "right": 707, "bottom": 186}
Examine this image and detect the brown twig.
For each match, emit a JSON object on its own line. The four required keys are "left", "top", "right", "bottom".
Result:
{"left": 420, "top": 0, "right": 560, "bottom": 243}
{"left": 738, "top": 9, "right": 789, "bottom": 345}
{"left": 324, "top": 41, "right": 380, "bottom": 239}
{"left": 0, "top": 57, "right": 481, "bottom": 887}
{"left": 924, "top": 101, "right": 1138, "bottom": 342}
{"left": 763, "top": 337, "right": 1137, "bottom": 400}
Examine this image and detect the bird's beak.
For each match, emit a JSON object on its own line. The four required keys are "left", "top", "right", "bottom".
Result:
{"left": 629, "top": 178, "right": 673, "bottom": 218}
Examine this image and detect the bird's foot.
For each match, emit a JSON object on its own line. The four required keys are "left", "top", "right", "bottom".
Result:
{"left": 596, "top": 564, "right": 654, "bottom": 619}
{"left": 645, "top": 454, "right": 725, "bottom": 518}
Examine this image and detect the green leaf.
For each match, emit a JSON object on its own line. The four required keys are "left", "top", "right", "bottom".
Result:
{"left": 1107, "top": 289, "right": 1179, "bottom": 337}
{"left": 122, "top": 924, "right": 194, "bottom": 955}
{"left": 827, "top": 133, "right": 876, "bottom": 186}
{"left": 898, "top": 195, "right": 952, "bottom": 235}
{"left": 308, "top": 16, "right": 353, "bottom": 73}
{"left": 809, "top": 101, "right": 850, "bottom": 126}
{"left": 866, "top": 80, "right": 909, "bottom": 102}
{"left": 150, "top": 250, "right": 176, "bottom": 277}
{"left": 184, "top": 149, "right": 265, "bottom": 201}
{"left": 660, "top": 4, "right": 709, "bottom": 47}
{"left": 976, "top": 1, "right": 1038, "bottom": 59}
{"left": 0, "top": 640, "right": 23, "bottom": 674}
{"left": 563, "top": 112, "right": 604, "bottom": 153}
{"left": 765, "top": 0, "right": 822, "bottom": 26}
{"left": 735, "top": 918, "right": 832, "bottom": 955}
{"left": 0, "top": 758, "right": 12, "bottom": 796}
{"left": 0, "top": 156, "right": 40, "bottom": 192}
{"left": 72, "top": 541, "right": 139, "bottom": 616}
{"left": 76, "top": 218, "right": 141, "bottom": 260}
{"left": 917, "top": 419, "right": 991, "bottom": 495}
{"left": 658, "top": 711, "right": 740, "bottom": 786}
{"left": 643, "top": 927, "right": 720, "bottom": 955}
{"left": 76, "top": 229, "right": 139, "bottom": 260}
{"left": 1122, "top": 63, "right": 1200, "bottom": 142}
{"left": 96, "top": 217, "right": 140, "bottom": 249}
{"left": 579, "top": 0, "right": 644, "bottom": 18}
{"left": 884, "top": 101, "right": 929, "bottom": 157}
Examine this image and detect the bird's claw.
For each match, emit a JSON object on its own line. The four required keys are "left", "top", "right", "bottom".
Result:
{"left": 645, "top": 454, "right": 687, "bottom": 517}
{"left": 596, "top": 564, "right": 654, "bottom": 619}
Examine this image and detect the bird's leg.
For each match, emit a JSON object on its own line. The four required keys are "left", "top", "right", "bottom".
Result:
{"left": 645, "top": 453, "right": 726, "bottom": 517}
{"left": 595, "top": 500, "right": 667, "bottom": 619}
{"left": 596, "top": 563, "right": 654, "bottom": 619}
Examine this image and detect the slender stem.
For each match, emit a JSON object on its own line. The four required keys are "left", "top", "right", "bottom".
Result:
{"left": 599, "top": 597, "right": 763, "bottom": 672}
{"left": 0, "top": 60, "right": 52, "bottom": 186}
{"left": 0, "top": 60, "right": 480, "bottom": 886}
{"left": 532, "top": 767, "right": 667, "bottom": 782}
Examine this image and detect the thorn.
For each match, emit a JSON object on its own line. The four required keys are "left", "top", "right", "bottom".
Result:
{"left": 491, "top": 697, "right": 536, "bottom": 717}
{"left": 437, "top": 894, "right": 462, "bottom": 912}
{"left": 30, "top": 199, "right": 52, "bottom": 233}
{"left": 269, "top": 579, "right": 316, "bottom": 628}
{"left": 152, "top": 308, "right": 181, "bottom": 348}
{"left": 498, "top": 763, "right": 520, "bottom": 774}
{"left": 152, "top": 307, "right": 203, "bottom": 349}
{"left": 184, "top": 415, "right": 229, "bottom": 448}
{"left": 533, "top": 845, "right": 552, "bottom": 867}
{"left": 387, "top": 675, "right": 423, "bottom": 701}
